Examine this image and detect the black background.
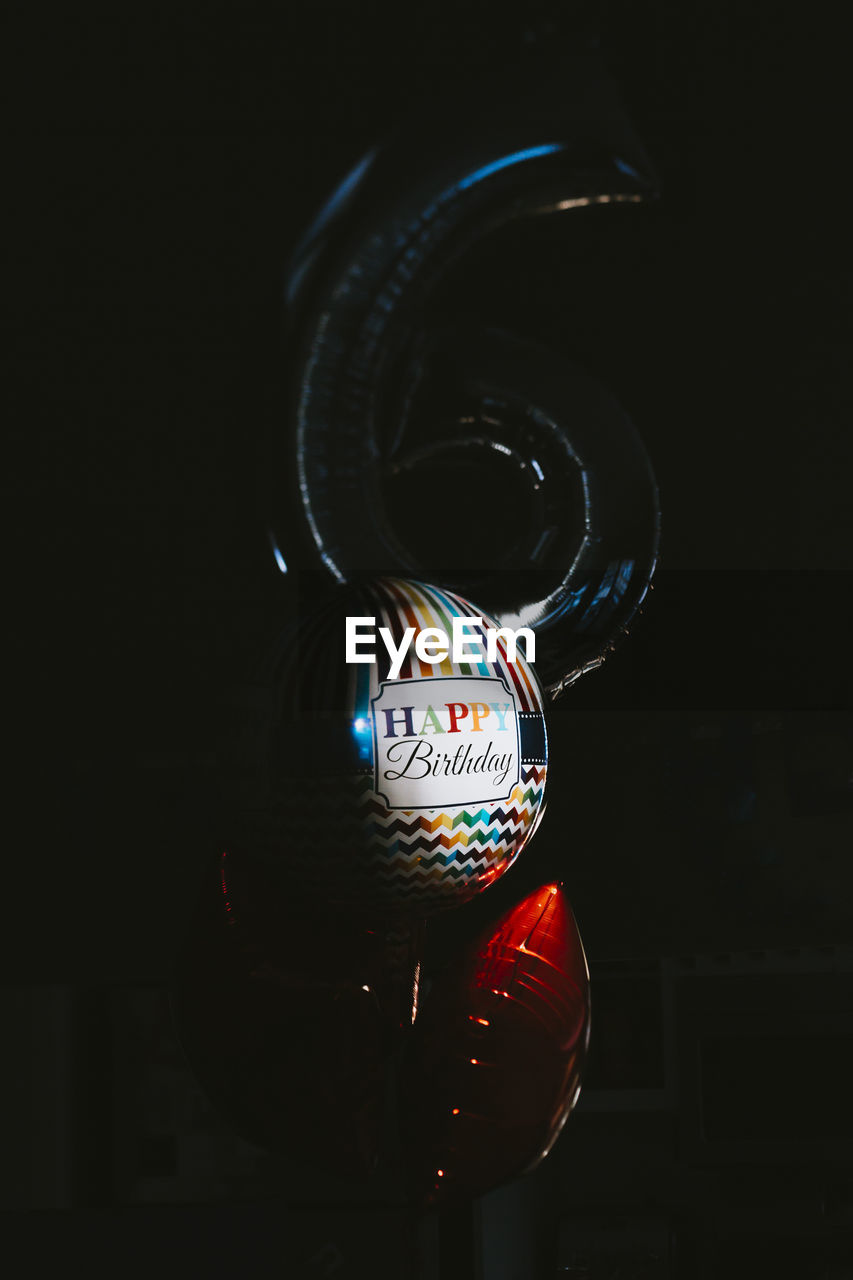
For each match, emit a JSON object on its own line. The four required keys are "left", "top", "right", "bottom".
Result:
{"left": 5, "top": 2, "right": 853, "bottom": 1277}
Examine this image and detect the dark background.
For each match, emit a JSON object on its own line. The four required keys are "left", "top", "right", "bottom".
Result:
{"left": 5, "top": 2, "right": 852, "bottom": 1277}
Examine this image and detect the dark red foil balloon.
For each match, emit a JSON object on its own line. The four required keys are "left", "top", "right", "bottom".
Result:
{"left": 402, "top": 883, "right": 590, "bottom": 1204}
{"left": 172, "top": 850, "right": 421, "bottom": 1177}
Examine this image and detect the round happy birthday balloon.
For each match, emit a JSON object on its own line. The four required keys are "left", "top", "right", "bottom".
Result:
{"left": 226, "top": 578, "right": 548, "bottom": 914}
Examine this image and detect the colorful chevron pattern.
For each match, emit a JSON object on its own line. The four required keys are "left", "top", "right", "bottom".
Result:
{"left": 271, "top": 762, "right": 547, "bottom": 910}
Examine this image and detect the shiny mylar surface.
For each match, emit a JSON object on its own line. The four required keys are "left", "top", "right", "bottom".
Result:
{"left": 401, "top": 882, "right": 590, "bottom": 1204}
{"left": 272, "top": 55, "right": 660, "bottom": 696}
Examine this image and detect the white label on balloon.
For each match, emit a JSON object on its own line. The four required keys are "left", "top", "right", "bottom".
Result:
{"left": 370, "top": 676, "right": 520, "bottom": 810}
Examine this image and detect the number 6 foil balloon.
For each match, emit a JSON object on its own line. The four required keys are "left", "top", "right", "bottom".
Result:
{"left": 270, "top": 53, "right": 660, "bottom": 696}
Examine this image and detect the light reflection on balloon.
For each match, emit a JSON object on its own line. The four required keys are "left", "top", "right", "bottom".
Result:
{"left": 401, "top": 882, "right": 590, "bottom": 1204}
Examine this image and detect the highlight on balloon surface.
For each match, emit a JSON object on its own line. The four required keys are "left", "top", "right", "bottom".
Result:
{"left": 400, "top": 882, "right": 591, "bottom": 1204}
{"left": 225, "top": 576, "right": 549, "bottom": 915}
{"left": 271, "top": 53, "right": 660, "bottom": 696}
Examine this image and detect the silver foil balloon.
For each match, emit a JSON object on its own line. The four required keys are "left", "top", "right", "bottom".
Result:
{"left": 270, "top": 55, "right": 661, "bottom": 696}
